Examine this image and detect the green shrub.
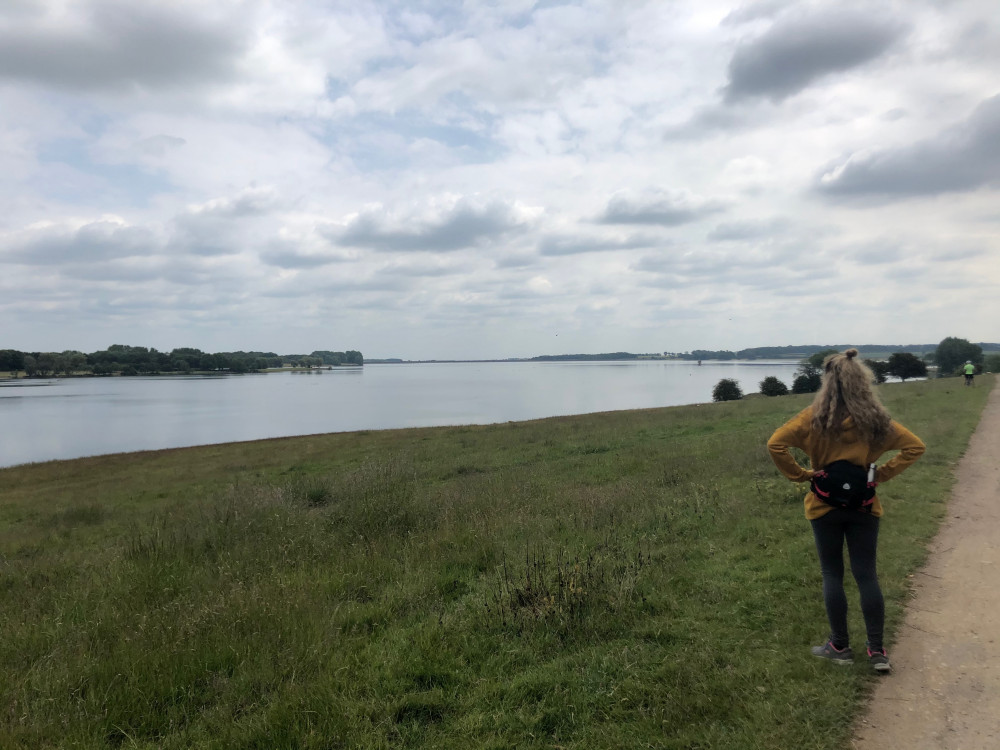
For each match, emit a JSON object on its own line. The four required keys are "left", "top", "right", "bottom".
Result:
{"left": 791, "top": 362, "right": 822, "bottom": 394}
{"left": 712, "top": 378, "right": 743, "bottom": 401}
{"left": 759, "top": 376, "right": 789, "bottom": 396}
{"left": 791, "top": 371, "right": 821, "bottom": 393}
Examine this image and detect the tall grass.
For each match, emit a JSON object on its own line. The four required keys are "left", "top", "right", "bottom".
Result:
{"left": 0, "top": 376, "right": 991, "bottom": 749}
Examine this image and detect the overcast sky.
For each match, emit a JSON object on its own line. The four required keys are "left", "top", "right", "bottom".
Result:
{"left": 2, "top": 0, "right": 998, "bottom": 359}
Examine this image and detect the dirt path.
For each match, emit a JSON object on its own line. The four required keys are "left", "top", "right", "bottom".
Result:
{"left": 853, "top": 382, "right": 1000, "bottom": 749}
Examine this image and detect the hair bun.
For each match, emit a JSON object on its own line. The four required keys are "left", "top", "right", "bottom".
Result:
{"left": 845, "top": 348, "right": 859, "bottom": 359}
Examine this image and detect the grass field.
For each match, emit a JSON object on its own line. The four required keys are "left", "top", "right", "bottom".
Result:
{"left": 0, "top": 376, "right": 992, "bottom": 749}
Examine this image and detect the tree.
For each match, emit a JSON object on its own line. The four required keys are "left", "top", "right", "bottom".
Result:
{"left": 759, "top": 375, "right": 789, "bottom": 396}
{"left": 713, "top": 378, "right": 743, "bottom": 402}
{"left": 985, "top": 353, "right": 1000, "bottom": 373}
{"left": 35, "top": 353, "right": 57, "bottom": 377}
{"left": 887, "top": 352, "right": 927, "bottom": 382}
{"left": 934, "top": 337, "right": 983, "bottom": 377}
{"left": 0, "top": 349, "right": 25, "bottom": 373}
{"left": 169, "top": 348, "right": 205, "bottom": 368}
{"left": 61, "top": 351, "right": 87, "bottom": 375}
{"left": 691, "top": 349, "right": 737, "bottom": 360}
{"left": 312, "top": 350, "right": 345, "bottom": 366}
{"left": 791, "top": 361, "right": 822, "bottom": 394}
{"left": 807, "top": 348, "right": 840, "bottom": 368}
{"left": 864, "top": 359, "right": 889, "bottom": 384}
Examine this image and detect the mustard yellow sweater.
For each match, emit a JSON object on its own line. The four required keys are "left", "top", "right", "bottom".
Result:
{"left": 767, "top": 407, "right": 926, "bottom": 519}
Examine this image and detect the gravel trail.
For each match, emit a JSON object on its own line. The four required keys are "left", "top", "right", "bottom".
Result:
{"left": 853, "top": 382, "right": 1000, "bottom": 749}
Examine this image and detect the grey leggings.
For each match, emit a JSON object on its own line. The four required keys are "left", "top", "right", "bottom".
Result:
{"left": 810, "top": 508, "right": 884, "bottom": 650}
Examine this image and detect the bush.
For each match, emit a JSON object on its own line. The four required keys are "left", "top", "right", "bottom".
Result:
{"left": 887, "top": 352, "right": 928, "bottom": 382}
{"left": 790, "top": 362, "right": 822, "bottom": 394}
{"left": 985, "top": 353, "right": 1000, "bottom": 373}
{"left": 791, "top": 370, "right": 821, "bottom": 394}
{"left": 712, "top": 378, "right": 743, "bottom": 402}
{"left": 759, "top": 376, "right": 788, "bottom": 396}
{"left": 864, "top": 359, "right": 889, "bottom": 384}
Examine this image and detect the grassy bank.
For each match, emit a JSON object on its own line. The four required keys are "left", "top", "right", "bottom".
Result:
{"left": 0, "top": 376, "right": 992, "bottom": 749}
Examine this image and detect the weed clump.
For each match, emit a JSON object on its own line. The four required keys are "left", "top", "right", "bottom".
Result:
{"left": 485, "top": 540, "right": 647, "bottom": 632}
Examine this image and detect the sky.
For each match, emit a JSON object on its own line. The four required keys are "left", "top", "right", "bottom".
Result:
{"left": 1, "top": 0, "right": 998, "bottom": 360}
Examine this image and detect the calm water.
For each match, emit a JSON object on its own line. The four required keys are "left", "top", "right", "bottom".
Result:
{"left": 0, "top": 360, "right": 799, "bottom": 467}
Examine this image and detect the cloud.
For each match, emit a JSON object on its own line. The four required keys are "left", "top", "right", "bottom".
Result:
{"left": 843, "top": 237, "right": 987, "bottom": 265}
{"left": 183, "top": 187, "right": 279, "bottom": 219}
{"left": 346, "top": 4, "right": 615, "bottom": 114}
{"left": 816, "top": 94, "right": 1000, "bottom": 198}
{"left": 662, "top": 105, "right": 752, "bottom": 140}
{"left": 929, "top": 246, "right": 986, "bottom": 262}
{"left": 537, "top": 233, "right": 658, "bottom": 256}
{"left": 259, "top": 248, "right": 347, "bottom": 269}
{"left": 263, "top": 270, "right": 419, "bottom": 298}
{"left": 492, "top": 251, "right": 538, "bottom": 269}
{"left": 0, "top": 1, "right": 247, "bottom": 93}
{"left": 723, "top": 8, "right": 904, "bottom": 102}
{"left": 631, "top": 240, "right": 820, "bottom": 290}
{"left": 721, "top": 1, "right": 794, "bottom": 26}
{"left": 842, "top": 240, "right": 906, "bottom": 265}
{"left": 69, "top": 255, "right": 252, "bottom": 288}
{"left": 134, "top": 134, "right": 186, "bottom": 157}
{"left": 333, "top": 198, "right": 533, "bottom": 252}
{"left": 381, "top": 258, "right": 469, "bottom": 278}
{"left": 526, "top": 276, "right": 553, "bottom": 294}
{"left": 707, "top": 217, "right": 789, "bottom": 242}
{"left": 599, "top": 190, "right": 725, "bottom": 226}
{"left": 634, "top": 255, "right": 815, "bottom": 293}
{"left": 167, "top": 187, "right": 280, "bottom": 256}
{"left": 260, "top": 231, "right": 360, "bottom": 269}
{"left": 1, "top": 219, "right": 159, "bottom": 265}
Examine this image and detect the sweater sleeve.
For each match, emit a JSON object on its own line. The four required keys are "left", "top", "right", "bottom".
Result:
{"left": 767, "top": 410, "right": 814, "bottom": 483}
{"left": 875, "top": 422, "right": 926, "bottom": 483}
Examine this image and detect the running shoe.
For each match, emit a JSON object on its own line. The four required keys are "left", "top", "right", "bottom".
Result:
{"left": 867, "top": 646, "right": 891, "bottom": 673}
{"left": 811, "top": 641, "right": 854, "bottom": 665}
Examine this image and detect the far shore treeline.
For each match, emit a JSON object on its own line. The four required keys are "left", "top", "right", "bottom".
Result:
{"left": 385, "top": 342, "right": 1000, "bottom": 367}
{"left": 678, "top": 342, "right": 1000, "bottom": 361}
{"left": 0, "top": 345, "right": 362, "bottom": 377}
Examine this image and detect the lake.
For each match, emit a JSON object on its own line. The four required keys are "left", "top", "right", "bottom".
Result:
{"left": 0, "top": 360, "right": 800, "bottom": 468}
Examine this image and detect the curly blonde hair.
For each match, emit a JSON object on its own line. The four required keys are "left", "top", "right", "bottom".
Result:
{"left": 810, "top": 348, "right": 893, "bottom": 445}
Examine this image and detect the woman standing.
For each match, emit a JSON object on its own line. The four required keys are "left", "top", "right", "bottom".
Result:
{"left": 767, "top": 349, "right": 925, "bottom": 672}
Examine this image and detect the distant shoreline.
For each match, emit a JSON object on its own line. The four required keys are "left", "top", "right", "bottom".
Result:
{"left": 0, "top": 364, "right": 362, "bottom": 380}
{"left": 366, "top": 342, "right": 999, "bottom": 365}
